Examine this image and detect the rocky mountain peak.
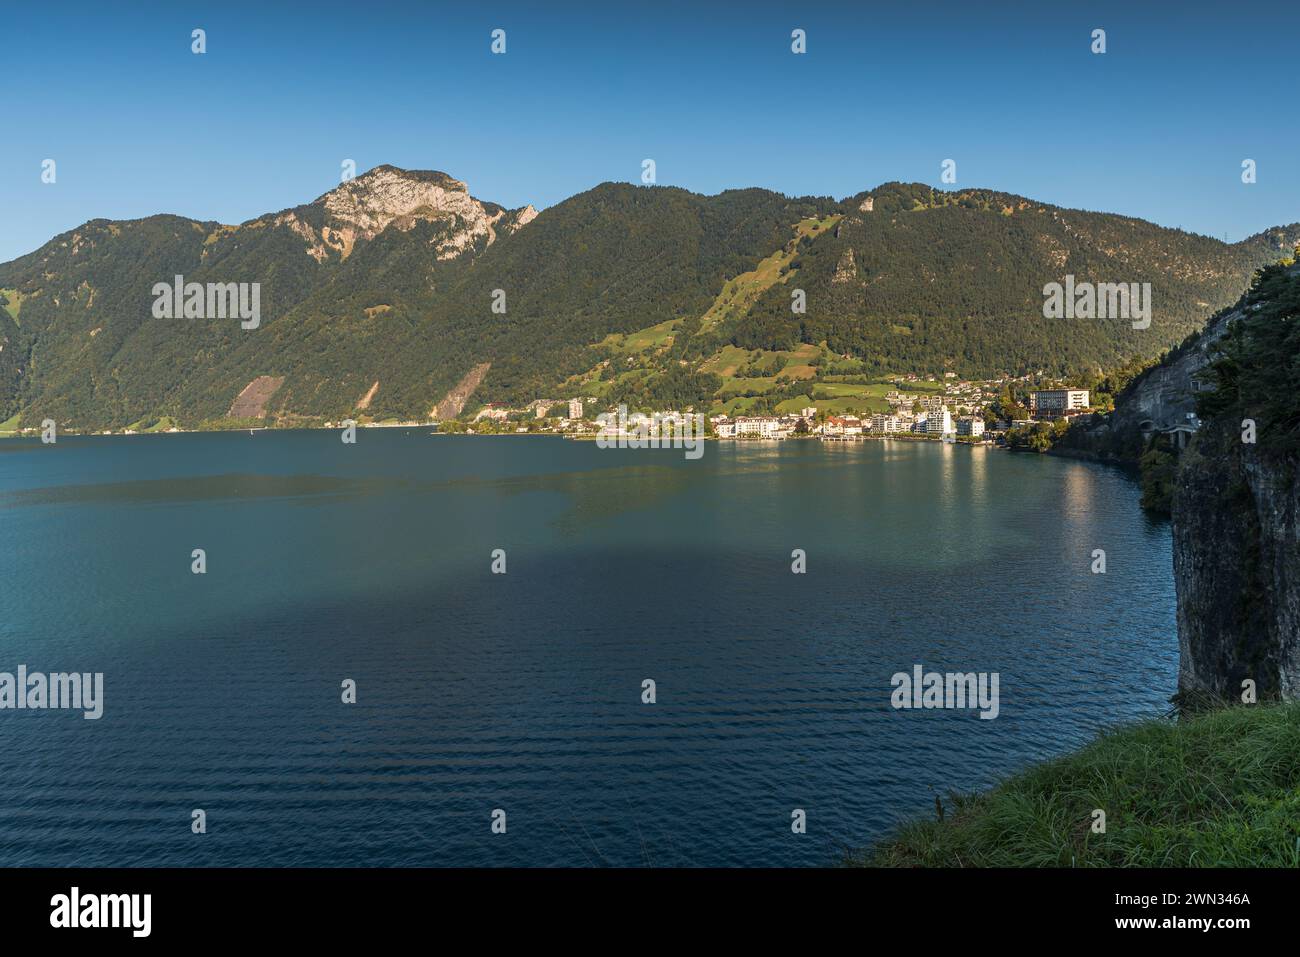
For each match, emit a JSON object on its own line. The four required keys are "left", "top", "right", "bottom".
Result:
{"left": 274, "top": 165, "right": 536, "bottom": 262}
{"left": 316, "top": 166, "right": 472, "bottom": 236}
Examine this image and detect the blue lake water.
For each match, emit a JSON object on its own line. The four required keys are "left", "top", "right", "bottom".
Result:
{"left": 0, "top": 431, "right": 1177, "bottom": 866}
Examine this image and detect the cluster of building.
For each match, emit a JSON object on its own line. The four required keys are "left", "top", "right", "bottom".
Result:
{"left": 705, "top": 406, "right": 979, "bottom": 441}
{"left": 712, "top": 410, "right": 813, "bottom": 439}
{"left": 826, "top": 409, "right": 981, "bottom": 439}
{"left": 707, "top": 386, "right": 1091, "bottom": 441}
{"left": 473, "top": 397, "right": 590, "bottom": 429}
{"left": 465, "top": 383, "right": 1092, "bottom": 441}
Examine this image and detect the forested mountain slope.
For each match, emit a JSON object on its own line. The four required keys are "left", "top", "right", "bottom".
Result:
{"left": 1, "top": 168, "right": 1295, "bottom": 430}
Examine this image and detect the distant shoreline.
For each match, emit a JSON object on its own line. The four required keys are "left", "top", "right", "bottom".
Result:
{"left": 2, "top": 422, "right": 997, "bottom": 448}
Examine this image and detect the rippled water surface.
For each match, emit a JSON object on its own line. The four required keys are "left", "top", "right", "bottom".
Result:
{"left": 0, "top": 431, "right": 1176, "bottom": 865}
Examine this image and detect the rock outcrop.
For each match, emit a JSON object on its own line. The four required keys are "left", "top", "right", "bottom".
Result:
{"left": 1171, "top": 262, "right": 1300, "bottom": 705}
{"left": 1065, "top": 298, "right": 1251, "bottom": 464}
{"left": 832, "top": 247, "right": 858, "bottom": 284}
{"left": 228, "top": 375, "right": 285, "bottom": 419}
{"left": 1173, "top": 413, "right": 1300, "bottom": 703}
{"left": 432, "top": 362, "right": 491, "bottom": 420}
{"left": 261, "top": 165, "right": 535, "bottom": 263}
{"left": 1108, "top": 314, "right": 1230, "bottom": 439}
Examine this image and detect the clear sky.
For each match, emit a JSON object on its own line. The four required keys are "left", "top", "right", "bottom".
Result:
{"left": 2, "top": 0, "right": 1297, "bottom": 263}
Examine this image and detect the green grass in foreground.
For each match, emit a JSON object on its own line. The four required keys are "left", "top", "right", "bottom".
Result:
{"left": 856, "top": 702, "right": 1300, "bottom": 867}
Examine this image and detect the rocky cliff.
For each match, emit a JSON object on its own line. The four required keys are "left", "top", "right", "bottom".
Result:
{"left": 1062, "top": 227, "right": 1300, "bottom": 466}
{"left": 267, "top": 165, "right": 536, "bottom": 263}
{"left": 1061, "top": 301, "right": 1244, "bottom": 467}
{"left": 1109, "top": 314, "right": 1231, "bottom": 439}
{"left": 1171, "top": 260, "right": 1300, "bottom": 705}
{"left": 1173, "top": 416, "right": 1300, "bottom": 702}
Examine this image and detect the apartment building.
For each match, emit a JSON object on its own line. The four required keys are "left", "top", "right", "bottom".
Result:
{"left": 1029, "top": 389, "right": 1090, "bottom": 419}
{"left": 925, "top": 408, "right": 954, "bottom": 436}
{"left": 872, "top": 413, "right": 903, "bottom": 433}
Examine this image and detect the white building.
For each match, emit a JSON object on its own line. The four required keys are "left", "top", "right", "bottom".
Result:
{"left": 872, "top": 413, "right": 902, "bottom": 433}
{"left": 925, "top": 408, "right": 954, "bottom": 436}
{"left": 957, "top": 417, "right": 985, "bottom": 437}
{"left": 735, "top": 416, "right": 786, "bottom": 438}
{"left": 824, "top": 415, "right": 864, "bottom": 436}
{"left": 569, "top": 398, "right": 583, "bottom": 419}
{"left": 1029, "top": 389, "right": 1089, "bottom": 419}
{"left": 920, "top": 395, "right": 947, "bottom": 413}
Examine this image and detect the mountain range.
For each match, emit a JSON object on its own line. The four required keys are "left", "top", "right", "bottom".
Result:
{"left": 2, "top": 165, "right": 1297, "bottom": 431}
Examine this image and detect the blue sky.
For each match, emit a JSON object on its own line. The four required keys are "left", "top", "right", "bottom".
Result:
{"left": 2, "top": 0, "right": 1297, "bottom": 262}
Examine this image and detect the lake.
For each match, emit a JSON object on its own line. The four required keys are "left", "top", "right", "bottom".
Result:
{"left": 0, "top": 430, "right": 1177, "bottom": 866}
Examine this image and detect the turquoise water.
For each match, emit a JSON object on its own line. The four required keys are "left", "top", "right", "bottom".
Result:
{"left": 0, "top": 431, "right": 1177, "bottom": 866}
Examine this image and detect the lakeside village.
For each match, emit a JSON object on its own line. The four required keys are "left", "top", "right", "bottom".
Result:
{"left": 444, "top": 378, "right": 1094, "bottom": 445}
{"left": 5, "top": 376, "right": 1094, "bottom": 443}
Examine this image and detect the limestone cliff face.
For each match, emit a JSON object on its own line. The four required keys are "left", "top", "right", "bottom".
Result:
{"left": 832, "top": 247, "right": 858, "bottom": 284}
{"left": 258, "top": 165, "right": 535, "bottom": 263}
{"left": 1171, "top": 264, "right": 1300, "bottom": 704}
{"left": 1064, "top": 297, "right": 1251, "bottom": 465}
{"left": 1109, "top": 308, "right": 1239, "bottom": 439}
{"left": 1172, "top": 421, "right": 1300, "bottom": 701}
{"left": 1110, "top": 230, "right": 1300, "bottom": 447}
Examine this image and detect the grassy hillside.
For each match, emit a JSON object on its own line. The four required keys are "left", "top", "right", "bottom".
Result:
{"left": 857, "top": 702, "right": 1300, "bottom": 867}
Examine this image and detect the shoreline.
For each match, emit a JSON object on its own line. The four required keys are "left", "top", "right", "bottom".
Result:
{"left": 3, "top": 422, "right": 999, "bottom": 448}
